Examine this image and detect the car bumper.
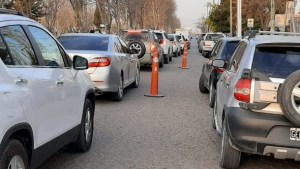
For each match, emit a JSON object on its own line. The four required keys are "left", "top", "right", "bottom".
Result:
{"left": 139, "top": 53, "right": 152, "bottom": 66}
{"left": 202, "top": 46, "right": 213, "bottom": 52}
{"left": 88, "top": 67, "right": 119, "bottom": 93}
{"left": 225, "top": 107, "right": 300, "bottom": 160}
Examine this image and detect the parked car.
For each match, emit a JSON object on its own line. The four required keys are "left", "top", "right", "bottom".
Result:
{"left": 120, "top": 30, "right": 164, "bottom": 68}
{"left": 213, "top": 31, "right": 300, "bottom": 168}
{"left": 175, "top": 34, "right": 185, "bottom": 54}
{"left": 0, "top": 9, "right": 95, "bottom": 169}
{"left": 197, "top": 33, "right": 206, "bottom": 52}
{"left": 154, "top": 30, "right": 173, "bottom": 63}
{"left": 200, "top": 33, "right": 225, "bottom": 55}
{"left": 168, "top": 34, "right": 181, "bottom": 57}
{"left": 199, "top": 37, "right": 240, "bottom": 107}
{"left": 58, "top": 34, "right": 140, "bottom": 101}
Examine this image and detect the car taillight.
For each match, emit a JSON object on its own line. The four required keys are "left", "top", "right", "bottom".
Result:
{"left": 234, "top": 79, "right": 251, "bottom": 102}
{"left": 172, "top": 41, "right": 176, "bottom": 45}
{"left": 150, "top": 44, "right": 156, "bottom": 52}
{"left": 214, "top": 67, "right": 224, "bottom": 74}
{"left": 89, "top": 57, "right": 111, "bottom": 67}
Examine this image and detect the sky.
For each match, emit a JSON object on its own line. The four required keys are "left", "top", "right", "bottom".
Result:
{"left": 175, "top": 0, "right": 218, "bottom": 29}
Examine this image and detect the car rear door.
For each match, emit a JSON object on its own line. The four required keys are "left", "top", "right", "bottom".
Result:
{"left": 115, "top": 37, "right": 130, "bottom": 85}
{"left": 119, "top": 37, "right": 136, "bottom": 83}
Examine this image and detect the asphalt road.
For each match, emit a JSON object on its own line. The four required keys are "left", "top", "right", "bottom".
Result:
{"left": 39, "top": 40, "right": 299, "bottom": 169}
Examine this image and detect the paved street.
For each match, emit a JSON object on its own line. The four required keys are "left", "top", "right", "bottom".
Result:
{"left": 39, "top": 40, "right": 299, "bottom": 169}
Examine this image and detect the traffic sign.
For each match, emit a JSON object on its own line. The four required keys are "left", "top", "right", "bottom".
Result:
{"left": 247, "top": 18, "right": 254, "bottom": 28}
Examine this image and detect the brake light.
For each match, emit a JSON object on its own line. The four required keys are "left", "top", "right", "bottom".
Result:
{"left": 214, "top": 67, "right": 224, "bottom": 74}
{"left": 89, "top": 57, "right": 111, "bottom": 67}
{"left": 150, "top": 44, "right": 156, "bottom": 52}
{"left": 234, "top": 79, "right": 251, "bottom": 102}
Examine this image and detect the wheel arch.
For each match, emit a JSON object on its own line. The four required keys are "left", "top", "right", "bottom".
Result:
{"left": 0, "top": 123, "right": 34, "bottom": 163}
{"left": 85, "top": 89, "right": 96, "bottom": 111}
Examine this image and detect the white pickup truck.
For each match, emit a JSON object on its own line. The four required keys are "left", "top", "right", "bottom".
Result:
{"left": 200, "top": 33, "right": 225, "bottom": 57}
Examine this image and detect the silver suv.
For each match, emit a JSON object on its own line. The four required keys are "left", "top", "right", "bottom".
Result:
{"left": 121, "top": 30, "right": 164, "bottom": 67}
{"left": 0, "top": 9, "right": 95, "bottom": 168}
{"left": 212, "top": 31, "right": 300, "bottom": 168}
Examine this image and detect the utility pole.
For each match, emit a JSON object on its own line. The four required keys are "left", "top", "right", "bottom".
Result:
{"left": 237, "top": 0, "right": 242, "bottom": 37}
{"left": 230, "top": 0, "right": 233, "bottom": 35}
{"left": 270, "top": 0, "right": 275, "bottom": 31}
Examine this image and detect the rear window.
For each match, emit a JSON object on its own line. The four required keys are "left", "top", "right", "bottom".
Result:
{"left": 205, "top": 34, "right": 224, "bottom": 41}
{"left": 155, "top": 33, "right": 163, "bottom": 40}
{"left": 176, "top": 35, "right": 182, "bottom": 40}
{"left": 121, "top": 32, "right": 150, "bottom": 42}
{"left": 252, "top": 45, "right": 300, "bottom": 78}
{"left": 222, "top": 41, "right": 239, "bottom": 60}
{"left": 59, "top": 36, "right": 109, "bottom": 51}
{"left": 168, "top": 35, "right": 174, "bottom": 41}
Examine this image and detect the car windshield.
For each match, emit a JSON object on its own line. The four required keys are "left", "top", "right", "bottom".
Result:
{"left": 120, "top": 32, "right": 150, "bottom": 42}
{"left": 205, "top": 34, "right": 224, "bottom": 41}
{"left": 58, "top": 36, "right": 109, "bottom": 51}
{"left": 168, "top": 35, "right": 175, "bottom": 41}
{"left": 252, "top": 45, "right": 300, "bottom": 78}
{"left": 222, "top": 41, "right": 239, "bottom": 60}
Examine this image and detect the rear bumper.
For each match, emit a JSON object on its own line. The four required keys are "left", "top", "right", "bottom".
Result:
{"left": 139, "top": 53, "right": 152, "bottom": 66}
{"left": 225, "top": 107, "right": 300, "bottom": 160}
{"left": 88, "top": 67, "right": 119, "bottom": 92}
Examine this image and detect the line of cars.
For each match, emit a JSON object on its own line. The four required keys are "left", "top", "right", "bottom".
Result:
{"left": 199, "top": 31, "right": 300, "bottom": 168}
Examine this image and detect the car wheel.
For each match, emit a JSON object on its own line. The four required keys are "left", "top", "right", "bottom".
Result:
{"left": 164, "top": 54, "right": 169, "bottom": 64}
{"left": 174, "top": 51, "right": 178, "bottom": 57}
{"left": 199, "top": 74, "right": 209, "bottom": 93}
{"left": 212, "top": 95, "right": 217, "bottom": 130}
{"left": 169, "top": 53, "right": 173, "bottom": 62}
{"left": 209, "top": 80, "right": 216, "bottom": 108}
{"left": 132, "top": 67, "right": 140, "bottom": 88}
{"left": 128, "top": 40, "right": 146, "bottom": 59}
{"left": 111, "top": 76, "right": 124, "bottom": 101}
{"left": 72, "top": 98, "right": 94, "bottom": 152}
{"left": 0, "top": 140, "right": 29, "bottom": 169}
{"left": 159, "top": 57, "right": 164, "bottom": 68}
{"left": 278, "top": 70, "right": 300, "bottom": 126}
{"left": 219, "top": 121, "right": 241, "bottom": 169}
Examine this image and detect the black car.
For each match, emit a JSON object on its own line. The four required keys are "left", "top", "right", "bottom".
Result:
{"left": 199, "top": 37, "right": 240, "bottom": 107}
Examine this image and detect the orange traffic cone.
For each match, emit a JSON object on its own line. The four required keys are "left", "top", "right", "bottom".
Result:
{"left": 145, "top": 47, "right": 164, "bottom": 97}
{"left": 179, "top": 42, "right": 190, "bottom": 69}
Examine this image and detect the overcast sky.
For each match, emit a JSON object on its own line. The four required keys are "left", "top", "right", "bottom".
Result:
{"left": 175, "top": 0, "right": 218, "bottom": 29}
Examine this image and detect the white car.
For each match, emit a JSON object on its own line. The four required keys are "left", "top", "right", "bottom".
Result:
{"left": 0, "top": 9, "right": 95, "bottom": 169}
{"left": 154, "top": 30, "right": 173, "bottom": 63}
{"left": 168, "top": 34, "right": 181, "bottom": 57}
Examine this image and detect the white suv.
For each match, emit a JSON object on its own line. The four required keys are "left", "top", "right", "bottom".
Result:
{"left": 0, "top": 10, "right": 95, "bottom": 169}
{"left": 154, "top": 30, "right": 173, "bottom": 63}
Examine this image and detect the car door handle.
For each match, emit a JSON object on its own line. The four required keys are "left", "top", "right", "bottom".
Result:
{"left": 56, "top": 81, "right": 64, "bottom": 85}
{"left": 15, "top": 78, "right": 28, "bottom": 84}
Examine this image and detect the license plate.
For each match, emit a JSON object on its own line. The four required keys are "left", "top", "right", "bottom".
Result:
{"left": 290, "top": 128, "right": 300, "bottom": 141}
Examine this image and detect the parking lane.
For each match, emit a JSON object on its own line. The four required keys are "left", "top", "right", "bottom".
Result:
{"left": 39, "top": 40, "right": 299, "bottom": 169}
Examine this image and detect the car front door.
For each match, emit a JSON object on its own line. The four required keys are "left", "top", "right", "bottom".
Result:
{"left": 216, "top": 42, "right": 247, "bottom": 129}
{"left": 204, "top": 41, "right": 222, "bottom": 87}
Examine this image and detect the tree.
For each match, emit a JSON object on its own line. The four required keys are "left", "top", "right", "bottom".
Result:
{"left": 205, "top": 1, "right": 230, "bottom": 33}
{"left": 4, "top": 0, "right": 44, "bottom": 20}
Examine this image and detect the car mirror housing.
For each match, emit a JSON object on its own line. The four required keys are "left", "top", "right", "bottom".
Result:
{"left": 73, "top": 55, "right": 88, "bottom": 70}
{"left": 212, "top": 59, "right": 226, "bottom": 68}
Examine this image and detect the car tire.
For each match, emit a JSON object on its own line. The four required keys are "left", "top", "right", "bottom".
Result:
{"left": 199, "top": 74, "right": 209, "bottom": 93}
{"left": 128, "top": 40, "right": 146, "bottom": 59}
{"left": 212, "top": 94, "right": 217, "bottom": 130}
{"left": 0, "top": 140, "right": 29, "bottom": 169}
{"left": 169, "top": 53, "right": 173, "bottom": 62}
{"left": 278, "top": 70, "right": 300, "bottom": 126}
{"left": 111, "top": 76, "right": 124, "bottom": 101}
{"left": 174, "top": 51, "right": 178, "bottom": 57}
{"left": 132, "top": 67, "right": 140, "bottom": 88}
{"left": 220, "top": 121, "right": 241, "bottom": 169}
{"left": 159, "top": 57, "right": 164, "bottom": 68}
{"left": 164, "top": 54, "right": 169, "bottom": 64}
{"left": 209, "top": 80, "right": 216, "bottom": 108}
{"left": 72, "top": 98, "right": 94, "bottom": 152}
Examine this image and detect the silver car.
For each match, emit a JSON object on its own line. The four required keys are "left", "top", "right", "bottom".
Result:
{"left": 58, "top": 33, "right": 140, "bottom": 101}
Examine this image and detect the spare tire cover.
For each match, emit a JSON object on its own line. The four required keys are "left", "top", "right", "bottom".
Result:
{"left": 278, "top": 70, "right": 300, "bottom": 126}
{"left": 128, "top": 40, "right": 146, "bottom": 59}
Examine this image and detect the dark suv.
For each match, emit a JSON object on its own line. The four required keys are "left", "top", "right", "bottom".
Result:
{"left": 199, "top": 37, "right": 240, "bottom": 108}
{"left": 213, "top": 31, "right": 300, "bottom": 168}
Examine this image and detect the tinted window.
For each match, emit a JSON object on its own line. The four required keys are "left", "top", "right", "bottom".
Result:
{"left": 205, "top": 34, "right": 224, "bottom": 41}
{"left": 252, "top": 45, "right": 300, "bottom": 78}
{"left": 29, "top": 26, "right": 65, "bottom": 67}
{"left": 222, "top": 41, "right": 239, "bottom": 60}
{"left": 228, "top": 42, "right": 247, "bottom": 72}
{"left": 168, "top": 35, "right": 174, "bottom": 41}
{"left": 120, "top": 32, "right": 150, "bottom": 42}
{"left": 0, "top": 36, "right": 13, "bottom": 65}
{"left": 155, "top": 33, "right": 163, "bottom": 40}
{"left": 59, "top": 36, "right": 109, "bottom": 51}
{"left": 1, "top": 26, "right": 37, "bottom": 66}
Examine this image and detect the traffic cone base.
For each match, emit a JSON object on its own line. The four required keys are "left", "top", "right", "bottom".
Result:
{"left": 144, "top": 93, "right": 164, "bottom": 97}
{"left": 179, "top": 66, "right": 190, "bottom": 69}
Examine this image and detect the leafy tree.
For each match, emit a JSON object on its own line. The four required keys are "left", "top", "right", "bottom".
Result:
{"left": 205, "top": 1, "right": 230, "bottom": 33}
{"left": 4, "top": 0, "right": 44, "bottom": 20}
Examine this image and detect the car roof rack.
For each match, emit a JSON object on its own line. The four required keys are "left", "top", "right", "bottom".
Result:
{"left": 244, "top": 30, "right": 300, "bottom": 39}
{"left": 0, "top": 8, "right": 24, "bottom": 16}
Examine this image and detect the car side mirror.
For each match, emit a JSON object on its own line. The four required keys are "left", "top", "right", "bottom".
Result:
{"left": 73, "top": 55, "right": 88, "bottom": 70}
{"left": 202, "top": 51, "right": 211, "bottom": 58}
{"left": 212, "top": 59, "right": 226, "bottom": 68}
